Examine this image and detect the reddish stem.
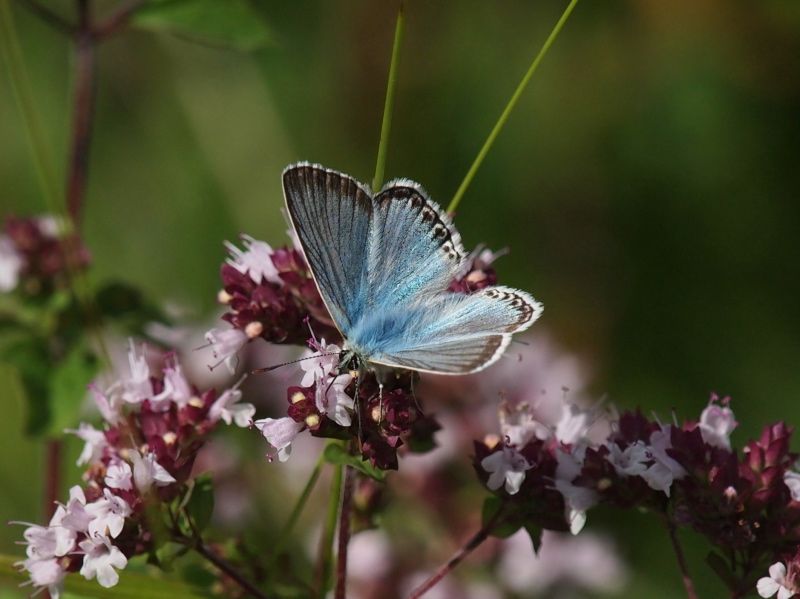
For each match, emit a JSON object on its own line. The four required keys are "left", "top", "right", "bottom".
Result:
{"left": 667, "top": 520, "right": 698, "bottom": 599}
{"left": 405, "top": 506, "right": 505, "bottom": 599}
{"left": 65, "top": 0, "right": 94, "bottom": 230}
{"left": 93, "top": 0, "right": 146, "bottom": 40}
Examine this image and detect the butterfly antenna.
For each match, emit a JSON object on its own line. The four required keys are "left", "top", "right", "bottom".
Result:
{"left": 251, "top": 352, "right": 340, "bottom": 374}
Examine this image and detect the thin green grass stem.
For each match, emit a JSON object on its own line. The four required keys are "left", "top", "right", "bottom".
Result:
{"left": 268, "top": 448, "right": 325, "bottom": 568}
{"left": 447, "top": 0, "right": 581, "bottom": 214}
{"left": 316, "top": 455, "right": 344, "bottom": 595}
{"left": 373, "top": 0, "right": 406, "bottom": 191}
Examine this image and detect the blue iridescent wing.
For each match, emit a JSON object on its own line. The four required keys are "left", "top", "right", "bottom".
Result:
{"left": 366, "top": 180, "right": 466, "bottom": 310}
{"left": 282, "top": 163, "right": 373, "bottom": 335}
{"left": 362, "top": 287, "right": 544, "bottom": 374}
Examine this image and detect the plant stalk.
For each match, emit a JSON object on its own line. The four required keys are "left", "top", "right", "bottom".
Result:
{"left": 372, "top": 0, "right": 406, "bottom": 191}
{"left": 447, "top": 0, "right": 581, "bottom": 214}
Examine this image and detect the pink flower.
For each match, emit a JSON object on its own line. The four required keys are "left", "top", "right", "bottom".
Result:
{"left": 225, "top": 235, "right": 282, "bottom": 285}
{"left": 254, "top": 417, "right": 305, "bottom": 462}
{"left": 698, "top": 395, "right": 737, "bottom": 450}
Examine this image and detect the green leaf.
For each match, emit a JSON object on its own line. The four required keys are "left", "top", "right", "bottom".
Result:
{"left": 131, "top": 0, "right": 273, "bottom": 51}
{"left": 47, "top": 344, "right": 99, "bottom": 435}
{"left": 481, "top": 497, "right": 519, "bottom": 539}
{"left": 0, "top": 554, "right": 212, "bottom": 598}
{"left": 0, "top": 336, "right": 52, "bottom": 435}
{"left": 522, "top": 522, "right": 543, "bottom": 554}
{"left": 323, "top": 443, "right": 386, "bottom": 482}
{"left": 183, "top": 473, "right": 215, "bottom": 534}
{"left": 96, "top": 281, "right": 170, "bottom": 337}
{"left": 706, "top": 550, "right": 737, "bottom": 591}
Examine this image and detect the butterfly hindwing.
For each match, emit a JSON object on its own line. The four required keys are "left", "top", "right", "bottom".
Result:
{"left": 366, "top": 286, "right": 543, "bottom": 374}
{"left": 282, "top": 164, "right": 373, "bottom": 335}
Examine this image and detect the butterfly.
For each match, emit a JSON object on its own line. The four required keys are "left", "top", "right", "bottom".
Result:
{"left": 282, "top": 163, "right": 543, "bottom": 378}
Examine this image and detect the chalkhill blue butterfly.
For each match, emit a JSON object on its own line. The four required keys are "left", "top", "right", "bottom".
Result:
{"left": 282, "top": 163, "right": 543, "bottom": 378}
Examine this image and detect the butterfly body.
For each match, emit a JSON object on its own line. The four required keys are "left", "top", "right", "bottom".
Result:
{"left": 283, "top": 163, "right": 543, "bottom": 377}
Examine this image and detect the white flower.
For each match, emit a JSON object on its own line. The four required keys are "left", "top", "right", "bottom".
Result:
{"left": 554, "top": 403, "right": 595, "bottom": 445}
{"left": 65, "top": 422, "right": 108, "bottom": 466}
{"left": 0, "top": 234, "right": 22, "bottom": 292}
{"left": 481, "top": 445, "right": 533, "bottom": 495}
{"left": 15, "top": 557, "right": 66, "bottom": 599}
{"left": 698, "top": 400, "right": 737, "bottom": 450}
{"left": 79, "top": 533, "right": 128, "bottom": 588}
{"left": 85, "top": 489, "right": 132, "bottom": 539}
{"left": 642, "top": 427, "right": 687, "bottom": 496}
{"left": 785, "top": 470, "right": 800, "bottom": 502}
{"left": 254, "top": 417, "right": 304, "bottom": 462}
{"left": 129, "top": 450, "right": 177, "bottom": 494}
{"left": 88, "top": 383, "right": 122, "bottom": 425}
{"left": 500, "top": 408, "right": 550, "bottom": 448}
{"left": 225, "top": 235, "right": 281, "bottom": 285}
{"left": 104, "top": 457, "right": 133, "bottom": 491}
{"left": 554, "top": 445, "right": 598, "bottom": 531}
{"left": 60, "top": 486, "right": 93, "bottom": 533}
{"left": 209, "top": 377, "right": 255, "bottom": 427}
{"left": 21, "top": 522, "right": 69, "bottom": 560}
{"left": 607, "top": 441, "right": 650, "bottom": 477}
{"left": 300, "top": 344, "right": 354, "bottom": 427}
{"left": 299, "top": 344, "right": 343, "bottom": 387}
{"left": 205, "top": 327, "right": 248, "bottom": 374}
{"left": 757, "top": 561, "right": 797, "bottom": 599}
{"left": 107, "top": 340, "right": 153, "bottom": 406}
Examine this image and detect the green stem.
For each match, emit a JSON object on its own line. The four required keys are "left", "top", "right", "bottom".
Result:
{"left": 268, "top": 449, "right": 325, "bottom": 566}
{"left": 447, "top": 0, "right": 581, "bottom": 214}
{"left": 0, "top": 0, "right": 62, "bottom": 211}
{"left": 372, "top": 0, "right": 406, "bottom": 192}
{"left": 334, "top": 465, "right": 355, "bottom": 599}
{"left": 315, "top": 454, "right": 344, "bottom": 596}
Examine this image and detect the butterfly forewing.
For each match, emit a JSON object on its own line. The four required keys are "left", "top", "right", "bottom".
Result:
{"left": 366, "top": 182, "right": 466, "bottom": 310}
{"left": 283, "top": 164, "right": 374, "bottom": 335}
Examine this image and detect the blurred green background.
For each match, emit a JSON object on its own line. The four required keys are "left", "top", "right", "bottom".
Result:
{"left": 2, "top": 1, "right": 800, "bottom": 597}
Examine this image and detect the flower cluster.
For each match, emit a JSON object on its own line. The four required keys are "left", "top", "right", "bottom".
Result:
{"left": 0, "top": 214, "right": 91, "bottom": 296}
{"left": 14, "top": 341, "right": 254, "bottom": 598}
{"left": 476, "top": 393, "right": 800, "bottom": 594}
{"left": 254, "top": 339, "right": 439, "bottom": 470}
{"left": 209, "top": 236, "right": 501, "bottom": 470}
{"left": 205, "top": 235, "right": 341, "bottom": 372}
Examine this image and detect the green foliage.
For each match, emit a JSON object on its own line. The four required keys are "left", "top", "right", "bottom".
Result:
{"left": 47, "top": 343, "right": 99, "bottom": 435}
{"left": 95, "top": 281, "right": 171, "bottom": 338}
{"left": 131, "top": 0, "right": 274, "bottom": 51}
{"left": 0, "top": 554, "right": 212, "bottom": 598}
{"left": 181, "top": 473, "right": 216, "bottom": 535}
{"left": 482, "top": 496, "right": 543, "bottom": 553}
{"left": 323, "top": 443, "right": 386, "bottom": 482}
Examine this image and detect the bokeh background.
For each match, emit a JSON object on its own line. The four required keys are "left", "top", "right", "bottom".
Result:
{"left": 2, "top": 1, "right": 800, "bottom": 597}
